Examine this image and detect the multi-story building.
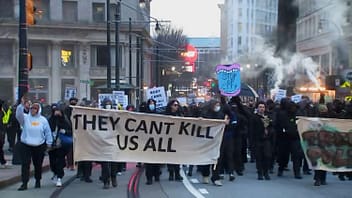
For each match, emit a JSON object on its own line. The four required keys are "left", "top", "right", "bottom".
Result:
{"left": 296, "top": 0, "right": 352, "bottom": 97}
{"left": 220, "top": 0, "right": 278, "bottom": 62}
{"left": 0, "top": 0, "right": 155, "bottom": 105}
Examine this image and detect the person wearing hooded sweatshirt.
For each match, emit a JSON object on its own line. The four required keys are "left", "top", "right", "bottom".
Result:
{"left": 16, "top": 97, "right": 53, "bottom": 191}
{"left": 198, "top": 99, "right": 228, "bottom": 186}
{"left": 48, "top": 104, "right": 72, "bottom": 187}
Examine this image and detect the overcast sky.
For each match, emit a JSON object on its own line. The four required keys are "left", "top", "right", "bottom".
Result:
{"left": 150, "top": 0, "right": 224, "bottom": 38}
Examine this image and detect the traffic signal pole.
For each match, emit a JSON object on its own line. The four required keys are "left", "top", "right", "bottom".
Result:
{"left": 18, "top": 0, "right": 29, "bottom": 102}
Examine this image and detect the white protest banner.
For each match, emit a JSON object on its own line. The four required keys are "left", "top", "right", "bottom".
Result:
{"left": 291, "top": 94, "right": 302, "bottom": 103}
{"left": 297, "top": 117, "right": 352, "bottom": 172}
{"left": 72, "top": 106, "right": 226, "bottom": 165}
{"left": 112, "top": 91, "right": 128, "bottom": 108}
{"left": 146, "top": 87, "right": 167, "bottom": 108}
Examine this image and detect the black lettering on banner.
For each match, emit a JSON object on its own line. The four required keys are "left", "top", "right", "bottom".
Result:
{"left": 144, "top": 137, "right": 156, "bottom": 151}
{"left": 117, "top": 135, "right": 128, "bottom": 150}
{"left": 150, "top": 121, "right": 162, "bottom": 135}
{"left": 117, "top": 135, "right": 139, "bottom": 150}
{"left": 125, "top": 118, "right": 136, "bottom": 132}
{"left": 98, "top": 116, "right": 108, "bottom": 131}
{"left": 178, "top": 122, "right": 191, "bottom": 135}
{"left": 135, "top": 120, "right": 148, "bottom": 133}
{"left": 84, "top": 114, "right": 96, "bottom": 130}
{"left": 110, "top": 117, "right": 120, "bottom": 130}
{"left": 73, "top": 114, "right": 82, "bottom": 130}
{"left": 167, "top": 138, "right": 176, "bottom": 152}
{"left": 205, "top": 127, "right": 214, "bottom": 139}
{"left": 163, "top": 122, "right": 175, "bottom": 135}
{"left": 129, "top": 136, "right": 138, "bottom": 150}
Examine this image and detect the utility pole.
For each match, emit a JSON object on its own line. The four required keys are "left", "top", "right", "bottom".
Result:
{"left": 129, "top": 17, "right": 132, "bottom": 85}
{"left": 18, "top": 0, "right": 29, "bottom": 102}
{"left": 115, "top": 0, "right": 121, "bottom": 90}
{"left": 136, "top": 37, "right": 140, "bottom": 110}
{"left": 106, "top": 0, "right": 111, "bottom": 89}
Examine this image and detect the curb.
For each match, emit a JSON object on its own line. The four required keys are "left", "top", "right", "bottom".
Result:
{"left": 0, "top": 164, "right": 51, "bottom": 189}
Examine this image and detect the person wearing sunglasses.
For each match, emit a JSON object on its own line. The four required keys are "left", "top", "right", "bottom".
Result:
{"left": 163, "top": 99, "right": 184, "bottom": 181}
{"left": 15, "top": 96, "right": 53, "bottom": 191}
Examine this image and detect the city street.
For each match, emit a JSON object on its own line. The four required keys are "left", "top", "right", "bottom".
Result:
{"left": 1, "top": 158, "right": 351, "bottom": 198}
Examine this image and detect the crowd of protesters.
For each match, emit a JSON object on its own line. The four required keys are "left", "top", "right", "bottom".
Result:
{"left": 0, "top": 93, "right": 352, "bottom": 191}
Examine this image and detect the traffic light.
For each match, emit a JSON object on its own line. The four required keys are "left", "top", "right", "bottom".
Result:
{"left": 27, "top": 52, "right": 33, "bottom": 71}
{"left": 26, "top": 0, "right": 36, "bottom": 25}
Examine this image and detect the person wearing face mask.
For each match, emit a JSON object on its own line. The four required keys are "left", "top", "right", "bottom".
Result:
{"left": 48, "top": 105, "right": 72, "bottom": 187}
{"left": 64, "top": 97, "right": 78, "bottom": 171}
{"left": 143, "top": 99, "right": 162, "bottom": 185}
{"left": 199, "top": 99, "right": 228, "bottom": 186}
{"left": 99, "top": 99, "right": 119, "bottom": 189}
{"left": 16, "top": 96, "right": 53, "bottom": 191}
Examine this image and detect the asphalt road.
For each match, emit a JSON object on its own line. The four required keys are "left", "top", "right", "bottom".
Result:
{"left": 2, "top": 162, "right": 351, "bottom": 198}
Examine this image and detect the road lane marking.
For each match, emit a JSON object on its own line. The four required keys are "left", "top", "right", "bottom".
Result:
{"left": 198, "top": 188, "right": 209, "bottom": 194}
{"left": 180, "top": 170, "right": 206, "bottom": 198}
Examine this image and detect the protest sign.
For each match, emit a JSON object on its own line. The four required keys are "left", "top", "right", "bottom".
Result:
{"left": 72, "top": 106, "right": 226, "bottom": 165}
{"left": 216, "top": 63, "right": 241, "bottom": 96}
{"left": 297, "top": 117, "right": 352, "bottom": 172}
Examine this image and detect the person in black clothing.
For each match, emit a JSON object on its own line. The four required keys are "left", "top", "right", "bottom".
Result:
{"left": 0, "top": 100, "right": 7, "bottom": 167}
{"left": 253, "top": 101, "right": 274, "bottom": 180}
{"left": 229, "top": 96, "right": 250, "bottom": 176}
{"left": 144, "top": 99, "right": 162, "bottom": 185}
{"left": 163, "top": 99, "right": 183, "bottom": 182}
{"left": 48, "top": 105, "right": 72, "bottom": 187}
{"left": 276, "top": 99, "right": 304, "bottom": 179}
{"left": 198, "top": 99, "right": 228, "bottom": 186}
{"left": 99, "top": 99, "right": 118, "bottom": 189}
{"left": 65, "top": 97, "right": 93, "bottom": 183}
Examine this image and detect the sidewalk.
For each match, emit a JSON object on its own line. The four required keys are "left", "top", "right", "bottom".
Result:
{"left": 0, "top": 149, "right": 50, "bottom": 189}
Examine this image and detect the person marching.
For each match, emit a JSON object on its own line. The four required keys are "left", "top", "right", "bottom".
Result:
{"left": 253, "top": 101, "right": 274, "bottom": 180}
{"left": 163, "top": 99, "right": 184, "bottom": 181}
{"left": 144, "top": 99, "right": 162, "bottom": 185}
{"left": 16, "top": 97, "right": 53, "bottom": 191}
{"left": 99, "top": 98, "right": 118, "bottom": 189}
{"left": 48, "top": 104, "right": 72, "bottom": 187}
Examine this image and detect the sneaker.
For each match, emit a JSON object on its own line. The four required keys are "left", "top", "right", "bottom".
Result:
{"left": 117, "top": 172, "right": 122, "bottom": 176}
{"left": 0, "top": 162, "right": 11, "bottom": 169}
{"left": 213, "top": 180, "right": 223, "bottom": 186}
{"left": 56, "top": 178, "right": 62, "bottom": 187}
{"left": 202, "top": 176, "right": 210, "bottom": 184}
{"left": 229, "top": 174, "right": 235, "bottom": 181}
{"left": 51, "top": 175, "right": 57, "bottom": 183}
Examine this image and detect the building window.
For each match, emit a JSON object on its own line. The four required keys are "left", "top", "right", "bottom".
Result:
{"left": 61, "top": 45, "right": 75, "bottom": 67}
{"left": 0, "top": 0, "right": 14, "bottom": 18}
{"left": 61, "top": 79, "right": 75, "bottom": 100}
{"left": 28, "top": 78, "right": 48, "bottom": 103}
{"left": 0, "top": 40, "right": 13, "bottom": 66}
{"left": 37, "top": 0, "right": 50, "bottom": 22}
{"left": 238, "top": 22, "right": 243, "bottom": 33}
{"left": 93, "top": 3, "right": 105, "bottom": 22}
{"left": 93, "top": 45, "right": 109, "bottom": 67}
{"left": 62, "top": 1, "right": 78, "bottom": 23}
{"left": 29, "top": 43, "right": 48, "bottom": 67}
{"left": 0, "top": 78, "right": 13, "bottom": 102}
{"left": 238, "top": 36, "right": 242, "bottom": 46}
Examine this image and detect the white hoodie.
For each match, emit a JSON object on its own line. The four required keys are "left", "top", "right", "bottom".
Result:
{"left": 16, "top": 104, "right": 53, "bottom": 146}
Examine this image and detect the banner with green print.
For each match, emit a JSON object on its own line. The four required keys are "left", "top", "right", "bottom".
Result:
{"left": 297, "top": 117, "right": 352, "bottom": 172}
